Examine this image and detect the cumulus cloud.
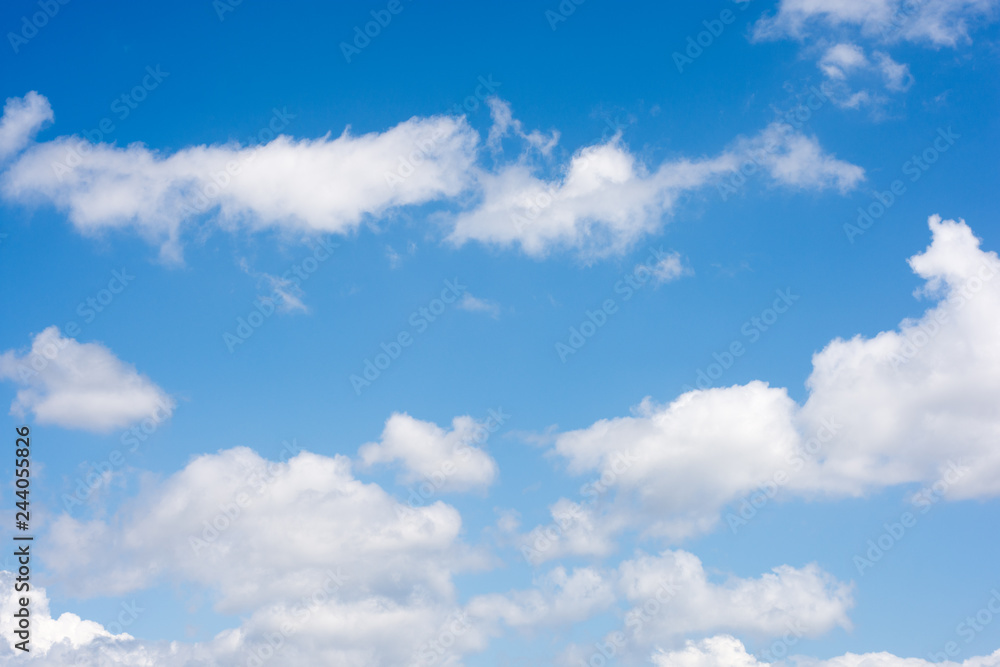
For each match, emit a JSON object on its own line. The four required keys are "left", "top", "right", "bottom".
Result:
{"left": 33, "top": 445, "right": 494, "bottom": 665}
{"left": 653, "top": 635, "right": 1000, "bottom": 667}
{"left": 358, "top": 412, "right": 499, "bottom": 492}
{"left": 467, "top": 566, "right": 617, "bottom": 630}
{"left": 0, "top": 567, "right": 472, "bottom": 666}
{"left": 45, "top": 446, "right": 477, "bottom": 606}
{"left": 541, "top": 216, "right": 1000, "bottom": 541}
{"left": 0, "top": 93, "right": 862, "bottom": 260}
{"left": 0, "top": 91, "right": 52, "bottom": 161}
{"left": 616, "top": 550, "right": 852, "bottom": 642}
{"left": 551, "top": 551, "right": 851, "bottom": 663}
{"left": 0, "top": 326, "right": 174, "bottom": 432}
{"left": 0, "top": 571, "right": 131, "bottom": 654}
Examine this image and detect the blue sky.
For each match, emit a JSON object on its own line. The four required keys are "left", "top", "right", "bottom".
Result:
{"left": 0, "top": 0, "right": 999, "bottom": 665}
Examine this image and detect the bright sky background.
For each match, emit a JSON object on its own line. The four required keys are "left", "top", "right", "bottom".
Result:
{"left": 0, "top": 1, "right": 999, "bottom": 665}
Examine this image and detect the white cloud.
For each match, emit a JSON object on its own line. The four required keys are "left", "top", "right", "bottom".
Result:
{"left": 874, "top": 51, "right": 915, "bottom": 91}
{"left": 544, "top": 216, "right": 1000, "bottom": 539}
{"left": 617, "top": 550, "right": 852, "bottom": 642}
{"left": 0, "top": 91, "right": 52, "bottom": 161}
{"left": 457, "top": 293, "right": 502, "bottom": 318}
{"left": 652, "top": 250, "right": 690, "bottom": 283}
{"left": 819, "top": 43, "right": 870, "bottom": 80}
{"left": 653, "top": 635, "right": 1000, "bottom": 667}
{"left": 815, "top": 45, "right": 913, "bottom": 108}
{"left": 34, "top": 446, "right": 493, "bottom": 665}
{"left": 0, "top": 571, "right": 131, "bottom": 654}
{"left": 0, "top": 94, "right": 862, "bottom": 261}
{"left": 1, "top": 94, "right": 478, "bottom": 260}
{"left": 238, "top": 258, "right": 309, "bottom": 314}
{"left": 358, "top": 412, "right": 499, "bottom": 492}
{"left": 552, "top": 552, "right": 851, "bottom": 664}
{"left": 45, "top": 446, "right": 479, "bottom": 607}
{"left": 485, "top": 97, "right": 559, "bottom": 155}
{"left": 0, "top": 326, "right": 174, "bottom": 432}
{"left": 448, "top": 120, "right": 862, "bottom": 258}
{"left": 753, "top": 0, "right": 998, "bottom": 47}
{"left": 467, "top": 566, "right": 616, "bottom": 629}
{"left": 652, "top": 635, "right": 764, "bottom": 667}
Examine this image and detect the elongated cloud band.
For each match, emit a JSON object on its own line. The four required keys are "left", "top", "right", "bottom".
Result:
{"left": 0, "top": 93, "right": 863, "bottom": 260}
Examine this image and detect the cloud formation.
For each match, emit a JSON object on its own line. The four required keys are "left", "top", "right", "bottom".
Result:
{"left": 0, "top": 93, "right": 862, "bottom": 260}
{"left": 358, "top": 412, "right": 500, "bottom": 492}
{"left": 0, "top": 327, "right": 174, "bottom": 432}
{"left": 753, "top": 0, "right": 998, "bottom": 46}
{"left": 540, "top": 216, "right": 1000, "bottom": 542}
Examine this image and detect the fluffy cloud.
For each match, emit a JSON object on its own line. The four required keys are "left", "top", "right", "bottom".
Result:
{"left": 0, "top": 93, "right": 862, "bottom": 260}
{"left": 615, "top": 550, "right": 852, "bottom": 646}
{"left": 35, "top": 446, "right": 491, "bottom": 665}
{"left": 753, "top": 0, "right": 998, "bottom": 46}
{"left": 448, "top": 117, "right": 862, "bottom": 258}
{"left": 551, "top": 551, "right": 851, "bottom": 664}
{"left": 0, "top": 326, "right": 174, "bottom": 432}
{"left": 357, "top": 412, "right": 500, "bottom": 492}
{"left": 653, "top": 635, "right": 1000, "bottom": 667}
{"left": 1, "top": 96, "right": 478, "bottom": 259}
{"left": 0, "top": 91, "right": 51, "bottom": 161}
{"left": 467, "top": 566, "right": 617, "bottom": 629}
{"left": 541, "top": 216, "right": 1000, "bottom": 542}
{"left": 45, "top": 447, "right": 476, "bottom": 607}
{"left": 0, "top": 571, "right": 131, "bottom": 654}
